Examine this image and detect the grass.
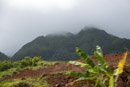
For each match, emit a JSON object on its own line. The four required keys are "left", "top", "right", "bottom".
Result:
{"left": 0, "top": 68, "right": 18, "bottom": 78}
{"left": 31, "top": 61, "right": 59, "bottom": 70}
{"left": 0, "top": 78, "right": 49, "bottom": 87}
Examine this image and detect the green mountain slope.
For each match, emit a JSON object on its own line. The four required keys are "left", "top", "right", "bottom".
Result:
{"left": 0, "top": 52, "right": 8, "bottom": 61}
{"left": 12, "top": 27, "right": 130, "bottom": 60}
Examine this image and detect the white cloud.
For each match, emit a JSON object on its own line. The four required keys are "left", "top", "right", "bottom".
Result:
{"left": 4, "top": 0, "right": 78, "bottom": 12}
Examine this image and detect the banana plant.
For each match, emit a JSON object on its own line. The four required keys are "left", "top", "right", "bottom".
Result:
{"left": 68, "top": 46, "right": 128, "bottom": 87}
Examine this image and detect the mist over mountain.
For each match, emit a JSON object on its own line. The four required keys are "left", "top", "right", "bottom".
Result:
{"left": 12, "top": 27, "right": 130, "bottom": 61}
{"left": 1, "top": 0, "right": 130, "bottom": 56}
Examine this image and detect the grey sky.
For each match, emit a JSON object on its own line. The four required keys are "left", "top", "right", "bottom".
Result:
{"left": 0, "top": 0, "right": 130, "bottom": 56}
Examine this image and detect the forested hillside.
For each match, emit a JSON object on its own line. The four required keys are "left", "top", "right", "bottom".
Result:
{"left": 13, "top": 27, "right": 130, "bottom": 60}
{"left": 0, "top": 52, "right": 8, "bottom": 60}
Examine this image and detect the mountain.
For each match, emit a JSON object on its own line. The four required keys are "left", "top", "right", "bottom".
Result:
{"left": 12, "top": 27, "right": 130, "bottom": 61}
{"left": 0, "top": 52, "right": 9, "bottom": 61}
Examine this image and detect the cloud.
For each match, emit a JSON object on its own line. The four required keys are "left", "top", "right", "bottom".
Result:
{"left": 4, "top": 0, "right": 78, "bottom": 12}
{"left": 0, "top": 0, "right": 130, "bottom": 56}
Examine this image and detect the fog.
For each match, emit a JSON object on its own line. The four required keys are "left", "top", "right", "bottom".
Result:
{"left": 0, "top": 0, "right": 130, "bottom": 56}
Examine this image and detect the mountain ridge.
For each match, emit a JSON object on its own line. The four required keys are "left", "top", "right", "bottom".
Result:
{"left": 12, "top": 27, "right": 130, "bottom": 60}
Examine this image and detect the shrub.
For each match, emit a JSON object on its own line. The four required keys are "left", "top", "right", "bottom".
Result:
{"left": 0, "top": 61, "right": 13, "bottom": 71}
{"left": 20, "top": 57, "right": 32, "bottom": 68}
{"left": 31, "top": 56, "right": 42, "bottom": 66}
{"left": 20, "top": 56, "right": 42, "bottom": 68}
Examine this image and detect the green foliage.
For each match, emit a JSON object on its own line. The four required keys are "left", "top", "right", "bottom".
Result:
{"left": 19, "top": 56, "right": 57, "bottom": 69}
{"left": 0, "top": 60, "right": 20, "bottom": 78}
{"left": 0, "top": 68, "right": 17, "bottom": 78}
{"left": 69, "top": 46, "right": 112, "bottom": 87}
{"left": 32, "top": 56, "right": 42, "bottom": 66}
{"left": 20, "top": 56, "right": 42, "bottom": 68}
{"left": 76, "top": 47, "right": 95, "bottom": 68}
{"left": 68, "top": 46, "right": 128, "bottom": 87}
{"left": 0, "top": 61, "right": 13, "bottom": 71}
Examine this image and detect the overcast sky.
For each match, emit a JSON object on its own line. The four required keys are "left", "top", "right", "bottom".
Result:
{"left": 0, "top": 0, "right": 130, "bottom": 56}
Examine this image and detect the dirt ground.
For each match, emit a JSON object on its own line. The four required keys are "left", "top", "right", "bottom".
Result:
{"left": 1, "top": 53, "right": 130, "bottom": 87}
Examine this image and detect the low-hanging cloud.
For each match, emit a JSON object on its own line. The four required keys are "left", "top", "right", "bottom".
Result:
{"left": 0, "top": 0, "right": 130, "bottom": 56}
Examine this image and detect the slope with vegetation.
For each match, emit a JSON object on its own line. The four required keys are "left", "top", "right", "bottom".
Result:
{"left": 0, "top": 52, "right": 8, "bottom": 61}
{"left": 13, "top": 27, "right": 130, "bottom": 61}
{"left": 0, "top": 56, "right": 59, "bottom": 87}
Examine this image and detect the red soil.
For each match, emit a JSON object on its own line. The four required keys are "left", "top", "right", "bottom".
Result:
{"left": 92, "top": 53, "right": 130, "bottom": 67}
{"left": 0, "top": 63, "right": 84, "bottom": 81}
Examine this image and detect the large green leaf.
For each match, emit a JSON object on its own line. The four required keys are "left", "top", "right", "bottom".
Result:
{"left": 69, "top": 61, "right": 91, "bottom": 69}
{"left": 94, "top": 46, "right": 106, "bottom": 66}
{"left": 76, "top": 47, "right": 95, "bottom": 67}
{"left": 68, "top": 46, "right": 117, "bottom": 87}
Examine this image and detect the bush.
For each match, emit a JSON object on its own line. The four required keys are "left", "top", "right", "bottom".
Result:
{"left": 32, "top": 56, "right": 42, "bottom": 66}
{"left": 0, "top": 61, "right": 13, "bottom": 71}
{"left": 20, "top": 56, "right": 42, "bottom": 68}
